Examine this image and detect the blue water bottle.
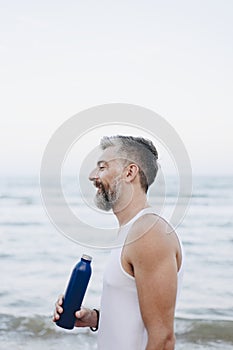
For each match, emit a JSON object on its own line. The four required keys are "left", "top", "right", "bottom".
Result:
{"left": 56, "top": 254, "right": 92, "bottom": 330}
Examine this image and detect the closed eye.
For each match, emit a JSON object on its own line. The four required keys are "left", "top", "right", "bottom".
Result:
{"left": 97, "top": 161, "right": 108, "bottom": 170}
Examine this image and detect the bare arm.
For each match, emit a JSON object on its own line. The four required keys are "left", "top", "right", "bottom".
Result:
{"left": 126, "top": 216, "right": 178, "bottom": 350}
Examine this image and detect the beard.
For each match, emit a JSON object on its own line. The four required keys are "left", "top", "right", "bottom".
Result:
{"left": 94, "top": 178, "right": 121, "bottom": 211}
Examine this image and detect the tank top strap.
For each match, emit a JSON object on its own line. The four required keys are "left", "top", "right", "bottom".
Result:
{"left": 116, "top": 207, "right": 157, "bottom": 245}
{"left": 122, "top": 207, "right": 157, "bottom": 228}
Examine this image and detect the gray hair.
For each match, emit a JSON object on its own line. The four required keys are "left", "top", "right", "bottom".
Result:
{"left": 100, "top": 135, "right": 159, "bottom": 193}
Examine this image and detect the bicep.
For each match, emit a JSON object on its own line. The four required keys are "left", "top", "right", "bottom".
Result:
{"left": 134, "top": 253, "right": 177, "bottom": 334}
{"left": 128, "top": 222, "right": 178, "bottom": 340}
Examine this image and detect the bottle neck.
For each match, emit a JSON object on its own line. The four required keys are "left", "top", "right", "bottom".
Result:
{"left": 81, "top": 254, "right": 92, "bottom": 262}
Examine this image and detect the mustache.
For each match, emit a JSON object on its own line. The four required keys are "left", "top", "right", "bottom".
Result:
{"left": 93, "top": 180, "right": 103, "bottom": 189}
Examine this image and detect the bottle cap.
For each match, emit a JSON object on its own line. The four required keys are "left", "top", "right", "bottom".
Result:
{"left": 82, "top": 254, "right": 92, "bottom": 261}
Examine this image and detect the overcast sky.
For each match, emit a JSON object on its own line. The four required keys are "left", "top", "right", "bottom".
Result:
{"left": 1, "top": 0, "right": 232, "bottom": 176}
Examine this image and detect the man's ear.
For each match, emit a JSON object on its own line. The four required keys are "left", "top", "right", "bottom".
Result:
{"left": 125, "top": 164, "right": 139, "bottom": 183}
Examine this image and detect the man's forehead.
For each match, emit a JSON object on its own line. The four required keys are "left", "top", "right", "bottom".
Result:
{"left": 97, "top": 146, "right": 119, "bottom": 163}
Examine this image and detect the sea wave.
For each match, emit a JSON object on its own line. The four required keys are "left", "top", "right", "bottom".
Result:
{"left": 176, "top": 318, "right": 233, "bottom": 344}
{"left": 0, "top": 314, "right": 56, "bottom": 337}
{"left": 1, "top": 314, "right": 232, "bottom": 345}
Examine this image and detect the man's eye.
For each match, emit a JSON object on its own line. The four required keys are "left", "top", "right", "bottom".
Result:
{"left": 99, "top": 166, "right": 105, "bottom": 170}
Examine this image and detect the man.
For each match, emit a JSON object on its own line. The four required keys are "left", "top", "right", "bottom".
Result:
{"left": 53, "top": 135, "right": 184, "bottom": 350}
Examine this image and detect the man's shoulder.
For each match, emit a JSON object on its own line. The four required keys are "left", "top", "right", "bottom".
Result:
{"left": 128, "top": 212, "right": 175, "bottom": 241}
{"left": 124, "top": 211, "right": 179, "bottom": 260}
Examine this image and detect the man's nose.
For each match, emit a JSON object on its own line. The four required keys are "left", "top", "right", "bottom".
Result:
{"left": 89, "top": 168, "right": 98, "bottom": 181}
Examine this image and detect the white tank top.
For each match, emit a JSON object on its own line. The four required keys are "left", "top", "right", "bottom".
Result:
{"left": 97, "top": 208, "right": 185, "bottom": 350}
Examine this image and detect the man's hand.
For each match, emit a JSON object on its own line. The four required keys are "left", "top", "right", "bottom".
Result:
{"left": 53, "top": 294, "right": 98, "bottom": 328}
{"left": 53, "top": 294, "right": 64, "bottom": 322}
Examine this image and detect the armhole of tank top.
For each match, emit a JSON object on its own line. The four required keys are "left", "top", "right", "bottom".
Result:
{"left": 119, "top": 247, "right": 135, "bottom": 281}
{"left": 119, "top": 210, "right": 158, "bottom": 281}
{"left": 176, "top": 236, "right": 184, "bottom": 275}
{"left": 119, "top": 209, "right": 159, "bottom": 281}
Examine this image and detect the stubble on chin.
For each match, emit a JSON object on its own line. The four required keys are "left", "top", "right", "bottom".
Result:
{"left": 94, "top": 182, "right": 121, "bottom": 212}
{"left": 94, "top": 191, "right": 112, "bottom": 211}
{"left": 93, "top": 174, "right": 123, "bottom": 212}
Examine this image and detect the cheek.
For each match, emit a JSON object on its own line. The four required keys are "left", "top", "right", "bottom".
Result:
{"left": 100, "top": 168, "right": 123, "bottom": 187}
{"left": 110, "top": 175, "right": 123, "bottom": 190}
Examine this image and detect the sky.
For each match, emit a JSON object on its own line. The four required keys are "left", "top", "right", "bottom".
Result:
{"left": 1, "top": 0, "right": 233, "bottom": 176}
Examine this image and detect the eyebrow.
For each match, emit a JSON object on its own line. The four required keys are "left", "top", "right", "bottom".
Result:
{"left": 97, "top": 160, "right": 108, "bottom": 167}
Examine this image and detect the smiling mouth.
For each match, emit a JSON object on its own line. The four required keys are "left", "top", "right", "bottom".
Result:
{"left": 94, "top": 181, "right": 103, "bottom": 193}
{"left": 97, "top": 187, "right": 102, "bottom": 194}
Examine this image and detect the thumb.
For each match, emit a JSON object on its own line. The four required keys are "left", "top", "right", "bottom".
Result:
{"left": 75, "top": 309, "right": 86, "bottom": 319}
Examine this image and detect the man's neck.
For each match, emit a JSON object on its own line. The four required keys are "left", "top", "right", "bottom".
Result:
{"left": 113, "top": 190, "right": 149, "bottom": 226}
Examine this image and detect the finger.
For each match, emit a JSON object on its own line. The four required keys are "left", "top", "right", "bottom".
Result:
{"left": 55, "top": 301, "right": 63, "bottom": 313}
{"left": 58, "top": 294, "right": 64, "bottom": 306}
{"left": 75, "top": 309, "right": 87, "bottom": 319}
{"left": 75, "top": 310, "right": 82, "bottom": 319}
{"left": 53, "top": 312, "right": 60, "bottom": 322}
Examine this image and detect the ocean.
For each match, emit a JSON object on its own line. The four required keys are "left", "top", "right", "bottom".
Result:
{"left": 1, "top": 175, "right": 233, "bottom": 349}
